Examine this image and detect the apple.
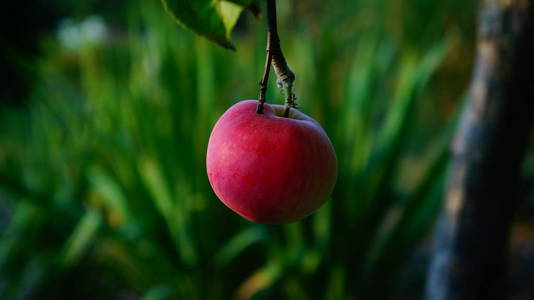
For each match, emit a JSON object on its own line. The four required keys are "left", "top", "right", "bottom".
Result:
{"left": 206, "top": 100, "right": 337, "bottom": 224}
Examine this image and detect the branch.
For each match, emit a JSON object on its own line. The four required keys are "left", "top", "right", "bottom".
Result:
{"left": 256, "top": 0, "right": 296, "bottom": 116}
{"left": 425, "top": 0, "right": 534, "bottom": 299}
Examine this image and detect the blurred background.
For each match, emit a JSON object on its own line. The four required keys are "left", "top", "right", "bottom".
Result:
{"left": 0, "top": 0, "right": 532, "bottom": 299}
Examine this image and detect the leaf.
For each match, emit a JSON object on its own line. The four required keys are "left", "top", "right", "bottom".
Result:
{"left": 88, "top": 167, "right": 131, "bottom": 227}
{"left": 58, "top": 209, "right": 102, "bottom": 269}
{"left": 225, "top": 0, "right": 255, "bottom": 5}
{"left": 162, "top": 0, "right": 255, "bottom": 49}
{"left": 236, "top": 262, "right": 282, "bottom": 300}
{"left": 143, "top": 284, "right": 172, "bottom": 300}
{"left": 214, "top": 226, "right": 268, "bottom": 267}
{"left": 138, "top": 156, "right": 198, "bottom": 266}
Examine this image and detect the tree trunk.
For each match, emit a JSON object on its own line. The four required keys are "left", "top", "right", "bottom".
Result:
{"left": 425, "top": 0, "right": 534, "bottom": 299}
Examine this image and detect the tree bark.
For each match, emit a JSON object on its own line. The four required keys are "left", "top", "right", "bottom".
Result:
{"left": 425, "top": 0, "right": 534, "bottom": 299}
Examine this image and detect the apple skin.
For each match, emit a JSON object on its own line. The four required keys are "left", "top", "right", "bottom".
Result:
{"left": 206, "top": 100, "right": 337, "bottom": 224}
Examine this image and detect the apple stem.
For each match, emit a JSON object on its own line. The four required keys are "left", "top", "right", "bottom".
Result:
{"left": 282, "top": 85, "right": 296, "bottom": 117}
{"left": 256, "top": 41, "right": 272, "bottom": 114}
{"left": 256, "top": 0, "right": 296, "bottom": 116}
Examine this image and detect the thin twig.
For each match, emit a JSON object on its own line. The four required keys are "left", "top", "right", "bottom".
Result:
{"left": 256, "top": 41, "right": 272, "bottom": 114}
{"left": 256, "top": 0, "right": 296, "bottom": 116}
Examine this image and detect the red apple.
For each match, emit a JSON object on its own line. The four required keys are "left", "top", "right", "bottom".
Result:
{"left": 206, "top": 100, "right": 338, "bottom": 224}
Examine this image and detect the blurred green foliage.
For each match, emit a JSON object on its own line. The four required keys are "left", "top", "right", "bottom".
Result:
{"left": 0, "top": 0, "right": 476, "bottom": 299}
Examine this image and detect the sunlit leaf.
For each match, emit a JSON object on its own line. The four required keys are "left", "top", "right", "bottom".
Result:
{"left": 88, "top": 167, "right": 130, "bottom": 227}
{"left": 236, "top": 262, "right": 282, "bottom": 300}
{"left": 58, "top": 210, "right": 101, "bottom": 268}
{"left": 161, "top": 0, "right": 255, "bottom": 49}
{"left": 214, "top": 226, "right": 268, "bottom": 267}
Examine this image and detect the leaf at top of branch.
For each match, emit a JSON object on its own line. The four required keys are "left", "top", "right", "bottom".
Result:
{"left": 161, "top": 0, "right": 257, "bottom": 50}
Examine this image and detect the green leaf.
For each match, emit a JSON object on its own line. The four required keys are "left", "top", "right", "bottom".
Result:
{"left": 143, "top": 285, "right": 172, "bottom": 300}
{"left": 88, "top": 167, "right": 131, "bottom": 227}
{"left": 214, "top": 226, "right": 268, "bottom": 267}
{"left": 162, "top": 0, "right": 255, "bottom": 49}
{"left": 58, "top": 209, "right": 102, "bottom": 269}
{"left": 225, "top": 0, "right": 255, "bottom": 5}
{"left": 138, "top": 156, "right": 198, "bottom": 266}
